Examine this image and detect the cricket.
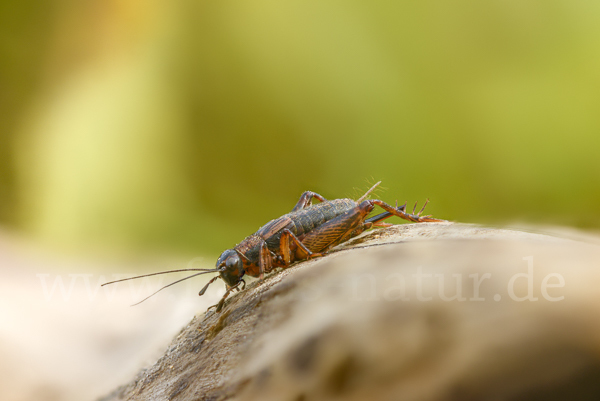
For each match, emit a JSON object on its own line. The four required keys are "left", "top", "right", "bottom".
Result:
{"left": 102, "top": 182, "right": 445, "bottom": 312}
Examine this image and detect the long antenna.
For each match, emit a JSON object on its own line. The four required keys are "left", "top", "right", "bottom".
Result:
{"left": 129, "top": 270, "right": 222, "bottom": 306}
{"left": 102, "top": 268, "right": 224, "bottom": 306}
{"left": 131, "top": 269, "right": 220, "bottom": 306}
{"left": 357, "top": 181, "right": 382, "bottom": 203}
{"left": 101, "top": 268, "right": 219, "bottom": 286}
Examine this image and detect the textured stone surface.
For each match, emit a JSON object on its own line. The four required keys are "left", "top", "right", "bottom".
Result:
{"left": 101, "top": 223, "right": 600, "bottom": 401}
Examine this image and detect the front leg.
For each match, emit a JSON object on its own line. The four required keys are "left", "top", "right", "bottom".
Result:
{"left": 208, "top": 280, "right": 243, "bottom": 313}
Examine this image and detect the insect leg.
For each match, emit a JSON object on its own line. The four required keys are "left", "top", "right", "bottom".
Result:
{"left": 367, "top": 200, "right": 446, "bottom": 222}
{"left": 348, "top": 210, "right": 398, "bottom": 238}
{"left": 206, "top": 279, "right": 245, "bottom": 313}
{"left": 279, "top": 228, "right": 323, "bottom": 265}
{"left": 291, "top": 191, "right": 327, "bottom": 212}
{"left": 363, "top": 211, "right": 395, "bottom": 227}
{"left": 209, "top": 281, "right": 243, "bottom": 313}
{"left": 258, "top": 240, "right": 273, "bottom": 280}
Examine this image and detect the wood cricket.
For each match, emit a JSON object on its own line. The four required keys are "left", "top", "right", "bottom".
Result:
{"left": 102, "top": 182, "right": 445, "bottom": 312}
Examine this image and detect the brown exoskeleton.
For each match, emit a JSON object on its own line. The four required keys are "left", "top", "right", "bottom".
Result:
{"left": 103, "top": 182, "right": 445, "bottom": 312}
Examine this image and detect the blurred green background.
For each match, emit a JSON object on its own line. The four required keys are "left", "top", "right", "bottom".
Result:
{"left": 2, "top": 0, "right": 600, "bottom": 257}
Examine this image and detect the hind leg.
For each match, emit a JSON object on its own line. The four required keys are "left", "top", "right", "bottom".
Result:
{"left": 366, "top": 199, "right": 445, "bottom": 223}
{"left": 348, "top": 200, "right": 445, "bottom": 238}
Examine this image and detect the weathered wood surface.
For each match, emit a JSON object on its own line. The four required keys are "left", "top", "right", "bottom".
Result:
{"left": 101, "top": 223, "right": 600, "bottom": 401}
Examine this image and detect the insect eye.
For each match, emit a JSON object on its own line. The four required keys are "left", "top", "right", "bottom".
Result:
{"left": 226, "top": 255, "right": 241, "bottom": 269}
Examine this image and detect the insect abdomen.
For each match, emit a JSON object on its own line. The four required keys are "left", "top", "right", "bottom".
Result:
{"left": 251, "top": 198, "right": 356, "bottom": 258}
{"left": 288, "top": 198, "right": 356, "bottom": 236}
